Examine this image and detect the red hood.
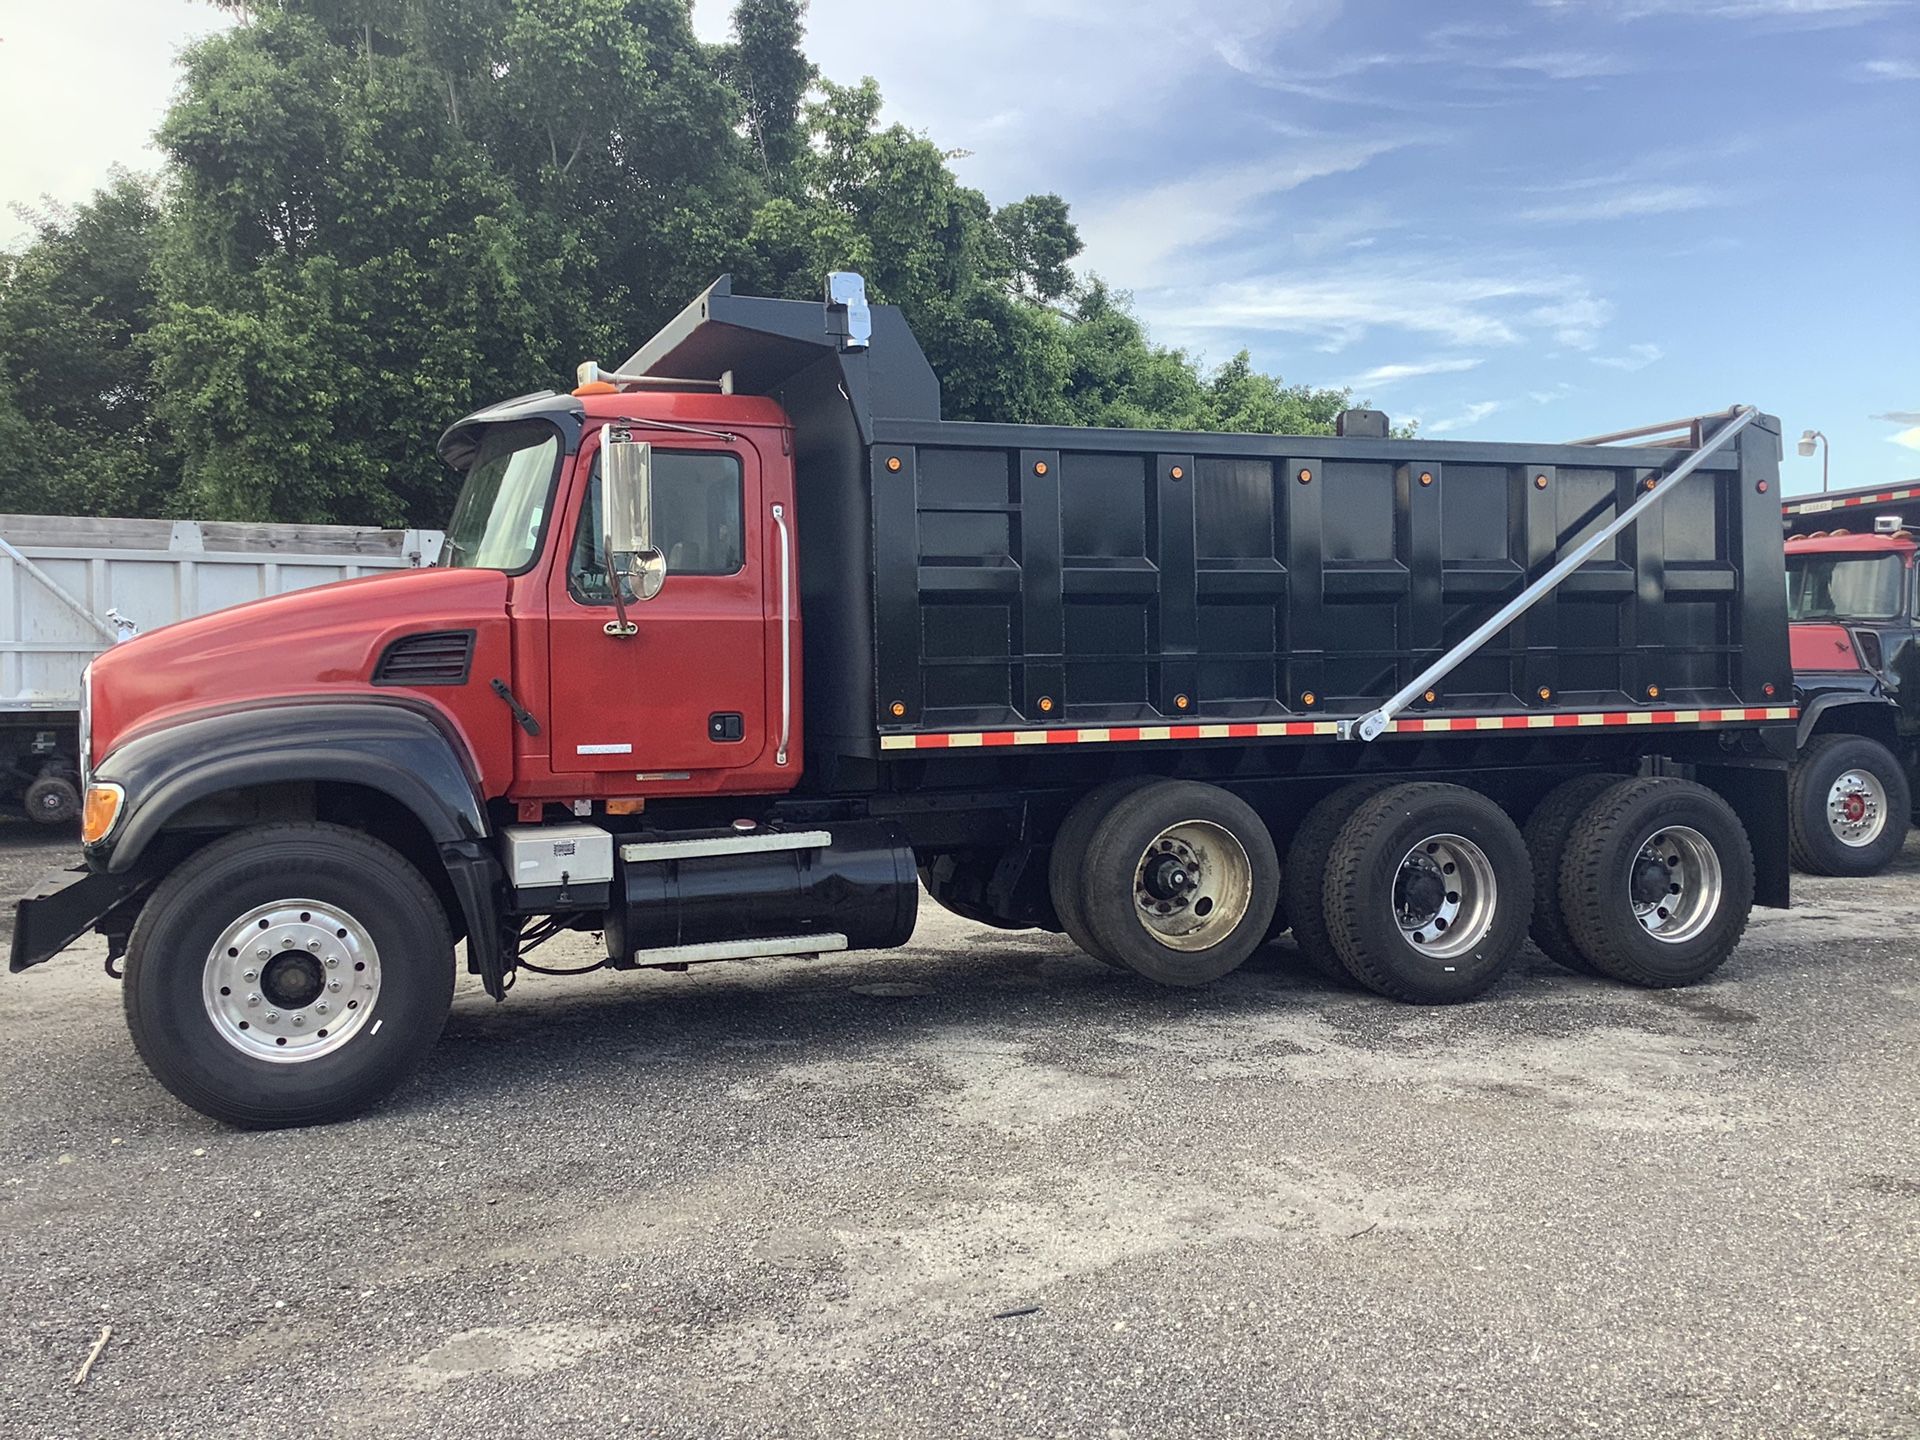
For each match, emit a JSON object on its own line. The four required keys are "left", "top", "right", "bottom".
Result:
{"left": 1789, "top": 622, "right": 1862, "bottom": 674}
{"left": 89, "top": 566, "right": 511, "bottom": 763}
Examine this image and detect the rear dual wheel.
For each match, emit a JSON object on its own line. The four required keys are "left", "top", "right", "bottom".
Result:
{"left": 1051, "top": 779, "right": 1280, "bottom": 985}
{"left": 1555, "top": 778, "right": 1753, "bottom": 988}
{"left": 1322, "top": 783, "right": 1533, "bottom": 1004}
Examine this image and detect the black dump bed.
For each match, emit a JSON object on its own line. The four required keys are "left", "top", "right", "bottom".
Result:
{"left": 626, "top": 279, "right": 1793, "bottom": 787}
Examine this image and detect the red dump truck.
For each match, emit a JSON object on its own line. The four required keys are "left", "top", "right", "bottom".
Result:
{"left": 10, "top": 276, "right": 1797, "bottom": 1126}
{"left": 1779, "top": 482, "right": 1920, "bottom": 874}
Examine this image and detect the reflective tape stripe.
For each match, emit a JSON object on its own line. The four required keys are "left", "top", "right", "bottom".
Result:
{"left": 877, "top": 705, "right": 1797, "bottom": 751}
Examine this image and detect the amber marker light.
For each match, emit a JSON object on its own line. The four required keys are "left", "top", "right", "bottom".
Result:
{"left": 1647, "top": 685, "right": 1661, "bottom": 699}
{"left": 1034, "top": 461, "right": 1049, "bottom": 475}
{"left": 1174, "top": 694, "right": 1190, "bottom": 710}
{"left": 1423, "top": 690, "right": 1437, "bottom": 703}
{"left": 1534, "top": 475, "right": 1549, "bottom": 490}
{"left": 81, "top": 783, "right": 125, "bottom": 845}
{"left": 1038, "top": 696, "right": 1055, "bottom": 713}
{"left": 1301, "top": 691, "right": 1317, "bottom": 706}
{"left": 1419, "top": 472, "right": 1433, "bottom": 487}
{"left": 1537, "top": 687, "right": 1552, "bottom": 701}
{"left": 1297, "top": 468, "right": 1312, "bottom": 485}
{"left": 889, "top": 701, "right": 906, "bottom": 717}
{"left": 885, "top": 456, "right": 902, "bottom": 472}
{"left": 1170, "top": 465, "right": 1185, "bottom": 480}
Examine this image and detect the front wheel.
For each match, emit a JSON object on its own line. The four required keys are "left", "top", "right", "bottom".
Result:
{"left": 1789, "top": 734, "right": 1911, "bottom": 877}
{"left": 124, "top": 823, "right": 455, "bottom": 1127}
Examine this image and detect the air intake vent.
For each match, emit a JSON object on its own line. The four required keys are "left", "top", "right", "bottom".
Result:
{"left": 373, "top": 630, "right": 474, "bottom": 686}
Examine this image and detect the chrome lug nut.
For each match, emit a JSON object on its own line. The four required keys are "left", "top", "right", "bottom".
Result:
{"left": 327, "top": 980, "right": 342, "bottom": 993}
{"left": 315, "top": 1002, "right": 329, "bottom": 1015}
{"left": 293, "top": 1015, "right": 306, "bottom": 1027}
{"left": 325, "top": 957, "right": 339, "bottom": 969}
{"left": 307, "top": 940, "right": 321, "bottom": 952}
{"left": 246, "top": 993, "right": 261, "bottom": 1007}
{"left": 242, "top": 969, "right": 258, "bottom": 982}
{"left": 264, "top": 1011, "right": 279, "bottom": 1024}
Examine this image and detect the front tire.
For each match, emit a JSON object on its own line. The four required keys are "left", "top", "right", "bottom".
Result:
{"left": 124, "top": 823, "right": 455, "bottom": 1128}
{"left": 1789, "top": 734, "right": 1911, "bottom": 877}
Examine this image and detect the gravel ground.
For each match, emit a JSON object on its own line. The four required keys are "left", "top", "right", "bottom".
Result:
{"left": 0, "top": 818, "right": 1915, "bottom": 1440}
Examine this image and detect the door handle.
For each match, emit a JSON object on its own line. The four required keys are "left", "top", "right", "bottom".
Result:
{"left": 772, "top": 502, "right": 792, "bottom": 767}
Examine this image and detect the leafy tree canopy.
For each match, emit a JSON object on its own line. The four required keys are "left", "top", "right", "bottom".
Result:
{"left": 0, "top": 0, "right": 1357, "bottom": 525}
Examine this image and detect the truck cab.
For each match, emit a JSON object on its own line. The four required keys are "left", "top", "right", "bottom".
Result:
{"left": 1781, "top": 495, "right": 1920, "bottom": 874}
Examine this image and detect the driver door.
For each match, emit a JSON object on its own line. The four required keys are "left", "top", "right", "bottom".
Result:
{"left": 545, "top": 430, "right": 771, "bottom": 781}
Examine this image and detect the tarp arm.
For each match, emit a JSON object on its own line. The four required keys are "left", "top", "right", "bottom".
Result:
{"left": 1340, "top": 405, "right": 1761, "bottom": 742}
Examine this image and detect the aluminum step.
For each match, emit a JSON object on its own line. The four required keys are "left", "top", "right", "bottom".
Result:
{"left": 619, "top": 830, "right": 831, "bottom": 863}
{"left": 626, "top": 933, "right": 848, "bottom": 967}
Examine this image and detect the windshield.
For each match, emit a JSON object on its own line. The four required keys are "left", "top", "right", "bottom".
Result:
{"left": 441, "top": 421, "right": 562, "bottom": 571}
{"left": 1786, "top": 552, "right": 1907, "bottom": 621}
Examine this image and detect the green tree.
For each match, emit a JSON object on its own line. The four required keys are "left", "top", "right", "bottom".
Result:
{"left": 0, "top": 173, "right": 178, "bottom": 516}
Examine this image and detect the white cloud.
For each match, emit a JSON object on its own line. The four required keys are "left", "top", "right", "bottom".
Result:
{"left": 1347, "top": 358, "right": 1485, "bottom": 389}
{"left": 1538, "top": 0, "right": 1894, "bottom": 21}
{"left": 1594, "top": 343, "right": 1666, "bottom": 371}
{"left": 1075, "top": 137, "right": 1409, "bottom": 277}
{"left": 1860, "top": 57, "right": 1920, "bottom": 80}
{"left": 1158, "top": 267, "right": 1613, "bottom": 355}
{"left": 1529, "top": 295, "right": 1616, "bottom": 350}
{"left": 1872, "top": 411, "right": 1920, "bottom": 424}
{"left": 1890, "top": 428, "right": 1920, "bottom": 452}
{"left": 1428, "top": 401, "right": 1504, "bottom": 435}
{"left": 1519, "top": 183, "right": 1719, "bottom": 223}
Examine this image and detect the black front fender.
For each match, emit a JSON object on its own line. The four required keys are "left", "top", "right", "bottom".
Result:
{"left": 92, "top": 701, "right": 489, "bottom": 873}
{"left": 1794, "top": 687, "right": 1897, "bottom": 749}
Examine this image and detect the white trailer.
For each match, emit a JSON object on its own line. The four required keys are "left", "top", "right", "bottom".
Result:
{"left": 0, "top": 514, "right": 444, "bottom": 823}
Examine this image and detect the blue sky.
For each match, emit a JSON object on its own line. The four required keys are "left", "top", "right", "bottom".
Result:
{"left": 5, "top": 0, "right": 1914, "bottom": 495}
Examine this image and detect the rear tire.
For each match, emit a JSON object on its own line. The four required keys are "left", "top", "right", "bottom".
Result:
{"left": 1558, "top": 778, "right": 1753, "bottom": 988}
{"left": 23, "top": 774, "right": 79, "bottom": 826}
{"left": 1788, "top": 734, "right": 1910, "bottom": 877}
{"left": 1281, "top": 780, "right": 1396, "bottom": 984}
{"left": 124, "top": 822, "right": 455, "bottom": 1128}
{"left": 1521, "top": 773, "right": 1621, "bottom": 976}
{"left": 1079, "top": 780, "right": 1279, "bottom": 987}
{"left": 1049, "top": 777, "right": 1161, "bottom": 967}
{"left": 1324, "top": 783, "right": 1532, "bottom": 1004}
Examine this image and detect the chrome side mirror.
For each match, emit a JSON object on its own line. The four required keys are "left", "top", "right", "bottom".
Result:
{"left": 600, "top": 428, "right": 665, "bottom": 636}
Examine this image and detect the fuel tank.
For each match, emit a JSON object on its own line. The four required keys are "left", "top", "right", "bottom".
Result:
{"left": 604, "top": 820, "right": 918, "bottom": 961}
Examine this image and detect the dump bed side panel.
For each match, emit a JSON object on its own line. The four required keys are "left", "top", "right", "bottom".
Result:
{"left": 865, "top": 419, "right": 1790, "bottom": 745}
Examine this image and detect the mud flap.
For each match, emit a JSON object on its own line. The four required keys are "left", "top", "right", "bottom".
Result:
{"left": 1695, "top": 761, "right": 1791, "bottom": 910}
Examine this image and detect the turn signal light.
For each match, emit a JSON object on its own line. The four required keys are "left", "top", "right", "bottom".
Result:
{"left": 81, "top": 783, "right": 125, "bottom": 845}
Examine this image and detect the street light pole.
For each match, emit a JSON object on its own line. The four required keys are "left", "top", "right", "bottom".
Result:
{"left": 1797, "top": 428, "right": 1830, "bottom": 492}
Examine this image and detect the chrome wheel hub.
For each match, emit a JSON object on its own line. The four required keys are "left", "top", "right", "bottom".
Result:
{"left": 203, "top": 901, "right": 381, "bottom": 1063}
{"left": 1132, "top": 820, "right": 1252, "bottom": 951}
{"left": 1825, "top": 769, "right": 1888, "bottom": 848}
{"left": 1628, "top": 826, "right": 1722, "bottom": 945}
{"left": 1393, "top": 833, "right": 1496, "bottom": 961}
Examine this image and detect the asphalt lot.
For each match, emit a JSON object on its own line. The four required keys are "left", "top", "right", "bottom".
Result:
{"left": 0, "top": 819, "right": 1915, "bottom": 1440}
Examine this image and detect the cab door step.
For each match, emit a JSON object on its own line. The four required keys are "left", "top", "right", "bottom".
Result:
{"left": 627, "top": 933, "right": 849, "bottom": 968}
{"left": 619, "top": 830, "right": 831, "bottom": 863}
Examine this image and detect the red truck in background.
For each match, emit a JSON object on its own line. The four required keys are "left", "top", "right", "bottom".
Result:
{"left": 1779, "top": 483, "right": 1920, "bottom": 875}
{"left": 10, "top": 276, "right": 1798, "bottom": 1128}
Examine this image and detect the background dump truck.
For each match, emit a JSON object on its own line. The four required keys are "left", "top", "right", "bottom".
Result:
{"left": 0, "top": 515, "right": 443, "bottom": 827}
{"left": 10, "top": 276, "right": 1797, "bottom": 1128}
{"left": 1779, "top": 482, "right": 1920, "bottom": 875}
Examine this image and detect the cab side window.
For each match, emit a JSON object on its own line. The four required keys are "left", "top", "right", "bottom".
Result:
{"left": 569, "top": 450, "right": 745, "bottom": 602}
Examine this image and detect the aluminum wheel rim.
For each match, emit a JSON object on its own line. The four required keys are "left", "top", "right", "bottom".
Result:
{"left": 1393, "top": 833, "right": 1497, "bottom": 961}
{"left": 1825, "top": 769, "right": 1889, "bottom": 848}
{"left": 1132, "top": 820, "right": 1252, "bottom": 951}
{"left": 1627, "top": 825, "right": 1722, "bottom": 946}
{"left": 202, "top": 900, "right": 381, "bottom": 1063}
